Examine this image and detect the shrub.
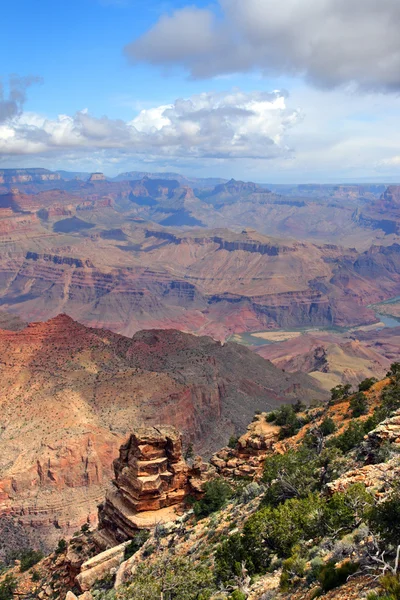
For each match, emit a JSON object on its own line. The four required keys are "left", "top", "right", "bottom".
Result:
{"left": 31, "top": 570, "right": 41, "bottom": 582}
{"left": 236, "top": 482, "right": 264, "bottom": 504}
{"left": 124, "top": 531, "right": 150, "bottom": 560}
{"left": 369, "top": 440, "right": 394, "bottom": 465}
{"left": 317, "top": 560, "right": 359, "bottom": 592}
{"left": 292, "top": 399, "right": 306, "bottom": 413}
{"left": 379, "top": 383, "right": 400, "bottom": 418}
{"left": 19, "top": 549, "right": 44, "bottom": 572}
{"left": 386, "top": 363, "right": 400, "bottom": 382}
{"left": 359, "top": 378, "right": 378, "bottom": 392}
{"left": 119, "top": 556, "right": 216, "bottom": 600}
{"left": 330, "top": 384, "right": 352, "bottom": 402}
{"left": 194, "top": 478, "right": 232, "bottom": 519}
{"left": 367, "top": 574, "right": 400, "bottom": 600}
{"left": 274, "top": 405, "right": 303, "bottom": 439}
{"left": 262, "top": 448, "right": 320, "bottom": 506}
{"left": 329, "top": 421, "right": 366, "bottom": 453}
{"left": 215, "top": 533, "right": 252, "bottom": 584}
{"left": 323, "top": 484, "right": 374, "bottom": 536}
{"left": 242, "top": 493, "right": 325, "bottom": 570}
{"left": 265, "top": 412, "right": 276, "bottom": 422}
{"left": 0, "top": 575, "right": 17, "bottom": 600}
{"left": 369, "top": 491, "right": 400, "bottom": 546}
{"left": 228, "top": 436, "right": 239, "bottom": 449}
{"left": 230, "top": 592, "right": 246, "bottom": 600}
{"left": 280, "top": 552, "right": 306, "bottom": 590}
{"left": 55, "top": 539, "right": 67, "bottom": 555}
{"left": 81, "top": 523, "right": 90, "bottom": 534}
{"left": 349, "top": 392, "right": 368, "bottom": 417}
{"left": 184, "top": 443, "right": 194, "bottom": 461}
{"left": 319, "top": 417, "right": 336, "bottom": 436}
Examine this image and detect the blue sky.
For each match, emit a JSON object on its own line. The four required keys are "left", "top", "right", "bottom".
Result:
{"left": 2, "top": 0, "right": 400, "bottom": 182}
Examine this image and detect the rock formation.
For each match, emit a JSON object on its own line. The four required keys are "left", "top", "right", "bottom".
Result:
{"left": 96, "top": 426, "right": 202, "bottom": 548}
{"left": 88, "top": 173, "right": 106, "bottom": 182}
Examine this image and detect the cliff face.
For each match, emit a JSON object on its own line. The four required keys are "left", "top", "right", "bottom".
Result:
{"left": 0, "top": 169, "right": 61, "bottom": 184}
{"left": 0, "top": 315, "right": 322, "bottom": 549}
{"left": 96, "top": 426, "right": 203, "bottom": 548}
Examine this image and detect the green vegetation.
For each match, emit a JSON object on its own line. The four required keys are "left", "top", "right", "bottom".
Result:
{"left": 319, "top": 416, "right": 336, "bottom": 436}
{"left": 359, "top": 377, "right": 378, "bottom": 392}
{"left": 124, "top": 531, "right": 150, "bottom": 560}
{"left": 330, "top": 383, "right": 352, "bottom": 402}
{"left": 55, "top": 539, "right": 67, "bottom": 555}
{"left": 274, "top": 404, "right": 306, "bottom": 439}
{"left": 317, "top": 560, "right": 359, "bottom": 592}
{"left": 328, "top": 420, "right": 367, "bottom": 453}
{"left": 184, "top": 443, "right": 194, "bottom": 461}
{"left": 349, "top": 392, "right": 368, "bottom": 417}
{"left": 367, "top": 574, "right": 400, "bottom": 600}
{"left": 18, "top": 549, "right": 44, "bottom": 573}
{"left": 368, "top": 490, "right": 400, "bottom": 546}
{"left": 119, "top": 556, "right": 216, "bottom": 600}
{"left": 48, "top": 365, "right": 400, "bottom": 599}
{"left": 194, "top": 478, "right": 232, "bottom": 519}
{"left": 228, "top": 436, "right": 239, "bottom": 449}
{"left": 0, "top": 575, "right": 17, "bottom": 600}
{"left": 387, "top": 362, "right": 400, "bottom": 382}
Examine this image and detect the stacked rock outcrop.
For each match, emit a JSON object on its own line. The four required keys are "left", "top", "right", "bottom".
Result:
{"left": 95, "top": 426, "right": 202, "bottom": 548}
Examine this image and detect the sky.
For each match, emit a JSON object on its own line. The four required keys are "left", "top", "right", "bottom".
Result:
{"left": 2, "top": 0, "right": 400, "bottom": 182}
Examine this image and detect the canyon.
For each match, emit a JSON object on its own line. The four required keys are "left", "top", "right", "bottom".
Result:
{"left": 0, "top": 314, "right": 322, "bottom": 553}
{"left": 0, "top": 169, "right": 399, "bottom": 385}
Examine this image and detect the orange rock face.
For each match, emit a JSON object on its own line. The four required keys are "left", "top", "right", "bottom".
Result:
{"left": 96, "top": 426, "right": 199, "bottom": 547}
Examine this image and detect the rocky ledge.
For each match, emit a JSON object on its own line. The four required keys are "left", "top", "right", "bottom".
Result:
{"left": 95, "top": 426, "right": 212, "bottom": 549}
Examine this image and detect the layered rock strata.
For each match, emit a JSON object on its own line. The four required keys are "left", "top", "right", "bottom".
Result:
{"left": 96, "top": 426, "right": 205, "bottom": 548}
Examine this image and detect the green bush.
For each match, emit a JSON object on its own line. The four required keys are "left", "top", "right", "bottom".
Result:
{"left": 194, "top": 478, "right": 232, "bottom": 519}
{"left": 274, "top": 405, "right": 303, "bottom": 439}
{"left": 124, "top": 531, "right": 150, "bottom": 560}
{"left": 292, "top": 399, "right": 306, "bottom": 413}
{"left": 367, "top": 574, "right": 400, "bottom": 600}
{"left": 329, "top": 421, "right": 366, "bottom": 453}
{"left": 359, "top": 378, "right": 378, "bottom": 392}
{"left": 242, "top": 493, "right": 325, "bottom": 569}
{"left": 31, "top": 570, "right": 41, "bottom": 582}
{"left": 330, "top": 384, "right": 352, "bottom": 402}
{"left": 0, "top": 575, "right": 17, "bottom": 600}
{"left": 323, "top": 484, "right": 374, "bottom": 534}
{"left": 317, "top": 560, "right": 359, "bottom": 592}
{"left": 230, "top": 592, "right": 246, "bottom": 600}
{"left": 319, "top": 417, "right": 336, "bottom": 436}
{"left": 262, "top": 448, "right": 320, "bottom": 506}
{"left": 215, "top": 533, "right": 252, "bottom": 584}
{"left": 386, "top": 363, "right": 400, "bottom": 382}
{"left": 265, "top": 411, "right": 277, "bottom": 422}
{"left": 228, "top": 436, "right": 239, "bottom": 449}
{"left": 119, "top": 556, "right": 216, "bottom": 600}
{"left": 280, "top": 552, "right": 306, "bottom": 590}
{"left": 19, "top": 549, "right": 44, "bottom": 572}
{"left": 349, "top": 392, "right": 368, "bottom": 417}
{"left": 55, "top": 539, "right": 67, "bottom": 554}
{"left": 369, "top": 491, "right": 400, "bottom": 546}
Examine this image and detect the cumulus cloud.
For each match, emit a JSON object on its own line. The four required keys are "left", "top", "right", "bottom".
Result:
{"left": 0, "top": 75, "right": 43, "bottom": 123}
{"left": 0, "top": 90, "right": 300, "bottom": 161}
{"left": 125, "top": 0, "right": 400, "bottom": 91}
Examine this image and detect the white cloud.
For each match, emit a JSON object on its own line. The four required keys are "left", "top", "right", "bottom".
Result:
{"left": 125, "top": 0, "right": 400, "bottom": 91}
{"left": 0, "top": 90, "right": 300, "bottom": 161}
